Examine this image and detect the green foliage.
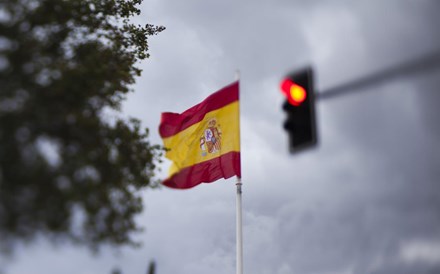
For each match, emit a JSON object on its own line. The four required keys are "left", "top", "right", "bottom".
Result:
{"left": 0, "top": 0, "right": 165, "bottom": 249}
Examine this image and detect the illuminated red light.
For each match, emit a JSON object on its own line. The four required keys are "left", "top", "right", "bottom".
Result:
{"left": 280, "top": 79, "right": 307, "bottom": 106}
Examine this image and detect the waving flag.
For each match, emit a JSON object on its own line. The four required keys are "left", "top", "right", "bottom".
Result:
{"left": 159, "top": 81, "right": 241, "bottom": 189}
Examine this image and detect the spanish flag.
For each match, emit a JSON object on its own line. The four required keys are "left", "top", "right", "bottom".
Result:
{"left": 159, "top": 81, "right": 241, "bottom": 189}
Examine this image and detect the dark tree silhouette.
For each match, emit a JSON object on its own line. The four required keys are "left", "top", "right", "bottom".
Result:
{"left": 0, "top": 0, "right": 165, "bottom": 250}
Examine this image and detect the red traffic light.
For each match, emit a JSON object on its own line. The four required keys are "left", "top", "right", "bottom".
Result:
{"left": 280, "top": 78, "right": 307, "bottom": 106}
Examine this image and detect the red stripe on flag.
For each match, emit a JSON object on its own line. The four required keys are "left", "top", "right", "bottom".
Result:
{"left": 162, "top": 151, "right": 241, "bottom": 189}
{"left": 159, "top": 81, "right": 239, "bottom": 138}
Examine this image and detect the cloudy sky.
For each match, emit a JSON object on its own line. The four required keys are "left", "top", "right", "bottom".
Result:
{"left": 3, "top": 0, "right": 440, "bottom": 273}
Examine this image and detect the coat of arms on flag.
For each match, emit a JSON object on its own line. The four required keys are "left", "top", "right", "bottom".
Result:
{"left": 200, "top": 118, "right": 222, "bottom": 156}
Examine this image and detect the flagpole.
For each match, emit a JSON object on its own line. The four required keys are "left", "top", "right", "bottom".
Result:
{"left": 236, "top": 177, "right": 243, "bottom": 274}
{"left": 235, "top": 70, "right": 243, "bottom": 274}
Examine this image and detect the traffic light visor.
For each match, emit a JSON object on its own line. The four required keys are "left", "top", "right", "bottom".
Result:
{"left": 280, "top": 79, "right": 307, "bottom": 106}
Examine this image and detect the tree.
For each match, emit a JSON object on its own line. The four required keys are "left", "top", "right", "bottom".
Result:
{"left": 0, "top": 0, "right": 165, "bottom": 250}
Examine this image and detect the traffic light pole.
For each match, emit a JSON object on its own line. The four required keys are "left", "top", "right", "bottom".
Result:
{"left": 316, "top": 50, "right": 440, "bottom": 100}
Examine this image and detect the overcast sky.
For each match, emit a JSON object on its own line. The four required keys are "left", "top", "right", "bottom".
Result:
{"left": 2, "top": 0, "right": 440, "bottom": 274}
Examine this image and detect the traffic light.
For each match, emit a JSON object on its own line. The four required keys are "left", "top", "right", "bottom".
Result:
{"left": 280, "top": 67, "right": 317, "bottom": 153}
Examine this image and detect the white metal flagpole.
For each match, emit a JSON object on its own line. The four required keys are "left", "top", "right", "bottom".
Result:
{"left": 235, "top": 70, "right": 243, "bottom": 274}
{"left": 236, "top": 177, "right": 243, "bottom": 274}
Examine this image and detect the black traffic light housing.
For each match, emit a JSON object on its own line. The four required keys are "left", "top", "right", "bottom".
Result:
{"left": 281, "top": 67, "right": 317, "bottom": 153}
